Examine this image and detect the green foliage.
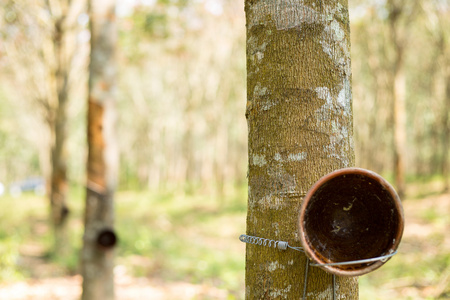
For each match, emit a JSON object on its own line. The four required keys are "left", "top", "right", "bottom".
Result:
{"left": 115, "top": 187, "right": 246, "bottom": 293}
{"left": 0, "top": 184, "right": 247, "bottom": 295}
{"left": 0, "top": 238, "right": 25, "bottom": 281}
{"left": 0, "top": 188, "right": 85, "bottom": 280}
{"left": 0, "top": 194, "right": 39, "bottom": 282}
{"left": 134, "top": 11, "right": 168, "bottom": 38}
{"left": 0, "top": 181, "right": 449, "bottom": 299}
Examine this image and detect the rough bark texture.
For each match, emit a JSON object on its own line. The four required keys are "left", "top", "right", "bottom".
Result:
{"left": 245, "top": 1, "right": 358, "bottom": 299}
{"left": 81, "top": 1, "right": 118, "bottom": 299}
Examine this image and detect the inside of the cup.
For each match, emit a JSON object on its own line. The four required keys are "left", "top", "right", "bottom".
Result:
{"left": 302, "top": 173, "right": 401, "bottom": 271}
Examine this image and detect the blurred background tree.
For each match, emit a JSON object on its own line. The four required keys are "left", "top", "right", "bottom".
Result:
{"left": 81, "top": 0, "right": 117, "bottom": 299}
{"left": 351, "top": 0, "right": 450, "bottom": 187}
{"left": 116, "top": 0, "right": 247, "bottom": 194}
{"left": 0, "top": 0, "right": 88, "bottom": 256}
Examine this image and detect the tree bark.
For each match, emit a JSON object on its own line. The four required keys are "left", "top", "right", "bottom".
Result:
{"left": 81, "top": 1, "right": 118, "bottom": 299}
{"left": 49, "top": 3, "right": 71, "bottom": 257}
{"left": 49, "top": 92, "right": 70, "bottom": 256}
{"left": 442, "top": 72, "right": 450, "bottom": 191}
{"left": 244, "top": 1, "right": 357, "bottom": 298}
{"left": 392, "top": 55, "right": 406, "bottom": 198}
{"left": 388, "top": 0, "right": 412, "bottom": 199}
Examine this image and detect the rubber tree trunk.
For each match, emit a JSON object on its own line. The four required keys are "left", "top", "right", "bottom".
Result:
{"left": 244, "top": 1, "right": 358, "bottom": 298}
{"left": 50, "top": 94, "right": 69, "bottom": 256}
{"left": 392, "top": 59, "right": 406, "bottom": 198}
{"left": 50, "top": 11, "right": 70, "bottom": 257}
{"left": 388, "top": 2, "right": 407, "bottom": 199}
{"left": 442, "top": 72, "right": 450, "bottom": 191}
{"left": 81, "top": 1, "right": 118, "bottom": 299}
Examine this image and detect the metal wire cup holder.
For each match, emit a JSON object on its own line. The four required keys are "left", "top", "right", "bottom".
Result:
{"left": 239, "top": 233, "right": 398, "bottom": 300}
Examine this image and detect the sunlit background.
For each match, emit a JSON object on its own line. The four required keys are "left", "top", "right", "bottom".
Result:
{"left": 0, "top": 0, "right": 449, "bottom": 299}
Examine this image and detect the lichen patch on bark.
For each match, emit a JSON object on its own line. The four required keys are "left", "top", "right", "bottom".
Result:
{"left": 251, "top": 153, "right": 267, "bottom": 166}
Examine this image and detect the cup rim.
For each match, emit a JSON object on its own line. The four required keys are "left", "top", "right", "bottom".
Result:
{"left": 298, "top": 167, "right": 404, "bottom": 276}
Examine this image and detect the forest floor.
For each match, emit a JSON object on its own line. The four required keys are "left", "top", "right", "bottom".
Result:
{"left": 0, "top": 275, "right": 229, "bottom": 299}
{"left": 0, "top": 180, "right": 449, "bottom": 300}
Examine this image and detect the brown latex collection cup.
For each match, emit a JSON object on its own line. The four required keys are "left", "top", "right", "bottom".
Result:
{"left": 298, "top": 168, "right": 404, "bottom": 276}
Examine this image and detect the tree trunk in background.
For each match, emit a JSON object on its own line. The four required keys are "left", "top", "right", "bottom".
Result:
{"left": 49, "top": 92, "right": 69, "bottom": 256}
{"left": 81, "top": 0, "right": 118, "bottom": 299}
{"left": 423, "top": 2, "right": 450, "bottom": 190}
{"left": 365, "top": 12, "right": 392, "bottom": 174}
{"left": 442, "top": 73, "right": 450, "bottom": 191}
{"left": 48, "top": 1, "right": 71, "bottom": 257}
{"left": 388, "top": 1, "right": 407, "bottom": 199}
{"left": 244, "top": 1, "right": 357, "bottom": 298}
{"left": 437, "top": 26, "right": 450, "bottom": 192}
{"left": 392, "top": 56, "right": 406, "bottom": 198}
{"left": 0, "top": 2, "right": 86, "bottom": 246}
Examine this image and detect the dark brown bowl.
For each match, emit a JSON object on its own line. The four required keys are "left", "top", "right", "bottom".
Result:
{"left": 298, "top": 168, "right": 404, "bottom": 276}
